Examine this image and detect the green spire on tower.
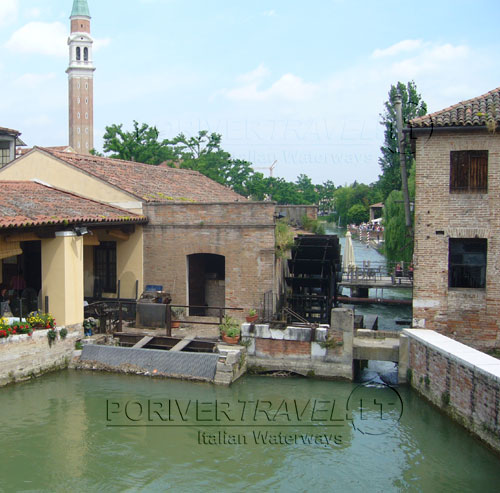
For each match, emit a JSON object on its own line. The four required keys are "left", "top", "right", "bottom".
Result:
{"left": 71, "top": 0, "right": 90, "bottom": 17}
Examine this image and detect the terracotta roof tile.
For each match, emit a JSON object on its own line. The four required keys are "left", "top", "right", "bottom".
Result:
{"left": 0, "top": 181, "right": 146, "bottom": 230}
{"left": 39, "top": 148, "right": 247, "bottom": 203}
{"left": 0, "top": 127, "right": 21, "bottom": 137}
{"left": 410, "top": 86, "right": 500, "bottom": 128}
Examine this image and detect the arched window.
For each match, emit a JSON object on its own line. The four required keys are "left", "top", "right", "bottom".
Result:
{"left": 84, "top": 47, "right": 88, "bottom": 62}
{"left": 76, "top": 47, "right": 81, "bottom": 61}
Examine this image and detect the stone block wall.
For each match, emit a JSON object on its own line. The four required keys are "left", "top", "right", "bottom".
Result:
{"left": 413, "top": 131, "right": 500, "bottom": 349}
{"left": 403, "top": 329, "right": 500, "bottom": 453}
{"left": 0, "top": 327, "right": 81, "bottom": 387}
{"left": 275, "top": 205, "right": 318, "bottom": 226}
{"left": 143, "top": 202, "right": 276, "bottom": 318}
{"left": 242, "top": 308, "right": 354, "bottom": 379}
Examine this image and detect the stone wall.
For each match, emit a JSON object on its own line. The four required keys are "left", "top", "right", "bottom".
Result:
{"left": 402, "top": 329, "right": 500, "bottom": 453}
{"left": 413, "top": 131, "right": 500, "bottom": 349}
{"left": 0, "top": 327, "right": 81, "bottom": 387}
{"left": 143, "top": 202, "right": 276, "bottom": 318}
{"left": 242, "top": 308, "right": 354, "bottom": 379}
{"left": 275, "top": 205, "right": 318, "bottom": 226}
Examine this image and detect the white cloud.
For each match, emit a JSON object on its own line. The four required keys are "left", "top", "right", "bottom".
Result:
{"left": 226, "top": 68, "right": 318, "bottom": 102}
{"left": 389, "top": 43, "right": 471, "bottom": 79}
{"left": 94, "top": 38, "right": 112, "bottom": 51}
{"left": 25, "top": 7, "right": 42, "bottom": 19}
{"left": 5, "top": 22, "right": 67, "bottom": 57}
{"left": 0, "top": 0, "right": 18, "bottom": 27}
{"left": 5, "top": 21, "right": 111, "bottom": 57}
{"left": 372, "top": 39, "right": 424, "bottom": 58}
{"left": 237, "top": 64, "right": 270, "bottom": 84}
{"left": 15, "top": 73, "right": 56, "bottom": 89}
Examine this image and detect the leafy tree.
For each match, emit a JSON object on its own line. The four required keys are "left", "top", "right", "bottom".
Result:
{"left": 296, "top": 174, "right": 319, "bottom": 204}
{"left": 317, "top": 180, "right": 336, "bottom": 214}
{"left": 378, "top": 81, "right": 426, "bottom": 199}
{"left": 101, "top": 121, "right": 177, "bottom": 165}
{"left": 383, "top": 190, "right": 413, "bottom": 263}
{"left": 347, "top": 203, "right": 369, "bottom": 225}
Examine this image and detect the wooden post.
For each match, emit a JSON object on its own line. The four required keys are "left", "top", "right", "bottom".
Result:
{"left": 166, "top": 304, "right": 172, "bottom": 337}
{"left": 118, "top": 301, "right": 123, "bottom": 332}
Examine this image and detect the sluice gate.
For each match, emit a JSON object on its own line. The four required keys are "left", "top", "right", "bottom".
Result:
{"left": 79, "top": 345, "right": 220, "bottom": 382}
{"left": 285, "top": 235, "right": 342, "bottom": 324}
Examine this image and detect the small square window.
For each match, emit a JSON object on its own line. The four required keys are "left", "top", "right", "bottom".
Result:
{"left": 449, "top": 238, "right": 487, "bottom": 288}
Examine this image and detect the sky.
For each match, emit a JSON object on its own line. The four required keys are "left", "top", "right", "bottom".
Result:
{"left": 1, "top": 0, "right": 499, "bottom": 185}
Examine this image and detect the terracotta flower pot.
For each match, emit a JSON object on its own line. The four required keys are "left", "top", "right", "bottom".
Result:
{"left": 171, "top": 321, "right": 181, "bottom": 329}
{"left": 246, "top": 315, "right": 258, "bottom": 323}
{"left": 221, "top": 333, "right": 240, "bottom": 344}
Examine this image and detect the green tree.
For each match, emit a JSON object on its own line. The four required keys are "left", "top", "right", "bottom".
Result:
{"left": 296, "top": 174, "right": 319, "bottom": 204}
{"left": 378, "top": 81, "right": 426, "bottom": 199}
{"left": 101, "top": 121, "right": 177, "bottom": 165}
{"left": 383, "top": 190, "right": 413, "bottom": 263}
{"left": 347, "top": 203, "right": 369, "bottom": 225}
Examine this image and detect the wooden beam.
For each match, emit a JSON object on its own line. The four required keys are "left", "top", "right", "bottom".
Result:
{"left": 4, "top": 233, "right": 39, "bottom": 242}
{"left": 108, "top": 230, "right": 130, "bottom": 241}
{"left": 170, "top": 335, "right": 195, "bottom": 352}
{"left": 83, "top": 234, "right": 100, "bottom": 246}
{"left": 132, "top": 336, "right": 154, "bottom": 348}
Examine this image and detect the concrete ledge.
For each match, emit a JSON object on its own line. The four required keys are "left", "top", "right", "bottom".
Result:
{"left": 404, "top": 329, "right": 500, "bottom": 382}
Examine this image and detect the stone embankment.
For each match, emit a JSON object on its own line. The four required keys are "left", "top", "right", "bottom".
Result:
{"left": 401, "top": 329, "right": 500, "bottom": 453}
{"left": 0, "top": 326, "right": 82, "bottom": 387}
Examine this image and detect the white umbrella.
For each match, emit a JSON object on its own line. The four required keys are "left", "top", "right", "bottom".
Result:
{"left": 343, "top": 231, "right": 356, "bottom": 275}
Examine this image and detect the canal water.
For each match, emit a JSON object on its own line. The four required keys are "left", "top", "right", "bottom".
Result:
{"left": 1, "top": 371, "right": 499, "bottom": 492}
{"left": 328, "top": 225, "right": 412, "bottom": 331}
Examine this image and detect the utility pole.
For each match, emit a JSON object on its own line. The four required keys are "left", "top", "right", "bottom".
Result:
{"left": 394, "top": 93, "right": 412, "bottom": 228}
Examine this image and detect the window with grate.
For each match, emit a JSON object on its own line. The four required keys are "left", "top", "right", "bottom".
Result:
{"left": 0, "top": 142, "right": 10, "bottom": 166}
{"left": 450, "top": 151, "right": 488, "bottom": 193}
{"left": 94, "top": 241, "right": 117, "bottom": 293}
{"left": 449, "top": 238, "right": 487, "bottom": 288}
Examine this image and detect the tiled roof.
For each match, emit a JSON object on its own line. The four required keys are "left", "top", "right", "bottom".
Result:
{"left": 0, "top": 181, "right": 146, "bottom": 230}
{"left": 0, "top": 127, "right": 21, "bottom": 137}
{"left": 17, "top": 146, "right": 73, "bottom": 157}
{"left": 39, "top": 148, "right": 247, "bottom": 203}
{"left": 410, "top": 86, "right": 500, "bottom": 128}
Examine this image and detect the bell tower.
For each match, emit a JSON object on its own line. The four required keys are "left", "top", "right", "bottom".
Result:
{"left": 66, "top": 0, "right": 95, "bottom": 154}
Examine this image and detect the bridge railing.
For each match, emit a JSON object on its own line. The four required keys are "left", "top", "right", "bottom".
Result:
{"left": 342, "top": 260, "right": 413, "bottom": 284}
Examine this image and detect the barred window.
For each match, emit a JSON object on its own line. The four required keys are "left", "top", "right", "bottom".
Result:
{"left": 0, "top": 142, "right": 10, "bottom": 166}
{"left": 94, "top": 241, "right": 117, "bottom": 293}
{"left": 449, "top": 238, "right": 486, "bottom": 289}
{"left": 450, "top": 151, "right": 488, "bottom": 193}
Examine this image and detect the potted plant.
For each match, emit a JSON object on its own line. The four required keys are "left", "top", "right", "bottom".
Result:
{"left": 246, "top": 309, "right": 258, "bottom": 323}
{"left": 219, "top": 315, "right": 241, "bottom": 344}
{"left": 171, "top": 306, "right": 185, "bottom": 329}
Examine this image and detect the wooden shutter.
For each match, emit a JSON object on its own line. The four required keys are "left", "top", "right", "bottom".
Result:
{"left": 450, "top": 150, "right": 488, "bottom": 192}
{"left": 469, "top": 151, "right": 488, "bottom": 192}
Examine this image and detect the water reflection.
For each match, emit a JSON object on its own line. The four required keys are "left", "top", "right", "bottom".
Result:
{"left": 1, "top": 371, "right": 499, "bottom": 492}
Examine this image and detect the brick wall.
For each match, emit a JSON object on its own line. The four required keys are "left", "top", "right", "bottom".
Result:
{"left": 413, "top": 131, "right": 500, "bottom": 349}
{"left": 255, "top": 338, "right": 311, "bottom": 357}
{"left": 143, "top": 202, "right": 276, "bottom": 317}
{"left": 405, "top": 329, "right": 500, "bottom": 453}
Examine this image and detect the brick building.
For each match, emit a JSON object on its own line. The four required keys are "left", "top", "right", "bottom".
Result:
{"left": 0, "top": 147, "right": 277, "bottom": 318}
{"left": 410, "top": 86, "right": 500, "bottom": 350}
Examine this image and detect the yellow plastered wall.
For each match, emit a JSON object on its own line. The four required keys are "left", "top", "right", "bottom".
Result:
{"left": 41, "top": 234, "right": 84, "bottom": 326}
{"left": 83, "top": 226, "right": 143, "bottom": 299}
{"left": 0, "top": 151, "right": 142, "bottom": 214}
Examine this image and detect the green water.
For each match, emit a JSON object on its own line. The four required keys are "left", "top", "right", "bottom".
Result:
{"left": 1, "top": 371, "right": 499, "bottom": 492}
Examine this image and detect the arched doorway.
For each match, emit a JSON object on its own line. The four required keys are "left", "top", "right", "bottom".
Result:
{"left": 187, "top": 254, "right": 225, "bottom": 316}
